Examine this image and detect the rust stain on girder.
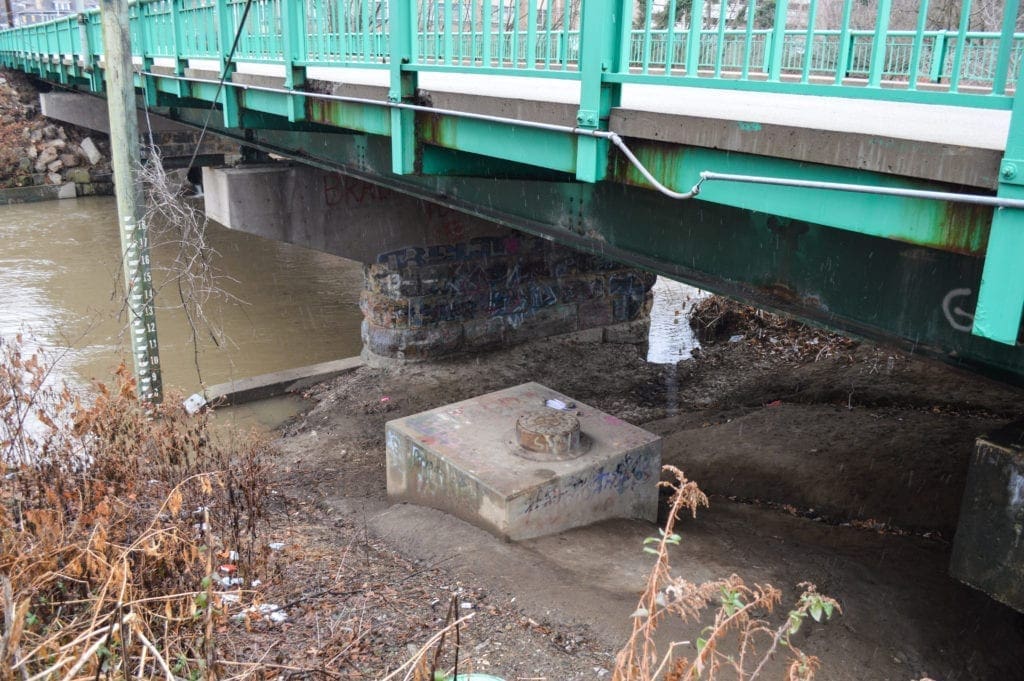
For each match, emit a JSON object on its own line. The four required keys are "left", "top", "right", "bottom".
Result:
{"left": 610, "top": 138, "right": 991, "bottom": 257}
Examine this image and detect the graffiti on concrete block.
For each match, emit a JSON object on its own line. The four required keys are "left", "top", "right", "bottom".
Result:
{"left": 521, "top": 452, "right": 655, "bottom": 515}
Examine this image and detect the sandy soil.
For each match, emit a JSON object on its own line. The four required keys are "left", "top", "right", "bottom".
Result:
{"left": 225, "top": 316, "right": 1024, "bottom": 680}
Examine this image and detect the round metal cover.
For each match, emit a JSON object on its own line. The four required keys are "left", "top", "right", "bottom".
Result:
{"left": 515, "top": 408, "right": 582, "bottom": 458}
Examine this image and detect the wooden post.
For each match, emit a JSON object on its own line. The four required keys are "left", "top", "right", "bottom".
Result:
{"left": 99, "top": 0, "right": 163, "bottom": 403}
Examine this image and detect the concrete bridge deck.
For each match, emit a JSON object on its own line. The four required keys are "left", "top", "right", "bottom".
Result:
{"left": 177, "top": 57, "right": 1008, "bottom": 191}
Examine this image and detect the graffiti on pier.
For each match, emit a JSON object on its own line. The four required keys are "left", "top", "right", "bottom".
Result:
{"left": 376, "top": 236, "right": 542, "bottom": 270}
{"left": 323, "top": 172, "right": 389, "bottom": 207}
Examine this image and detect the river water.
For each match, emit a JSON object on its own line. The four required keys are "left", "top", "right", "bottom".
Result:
{"left": 0, "top": 196, "right": 365, "bottom": 427}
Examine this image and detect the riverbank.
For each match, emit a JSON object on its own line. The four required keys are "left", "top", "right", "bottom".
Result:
{"left": 217, "top": 302, "right": 1024, "bottom": 680}
{"left": 0, "top": 70, "right": 113, "bottom": 201}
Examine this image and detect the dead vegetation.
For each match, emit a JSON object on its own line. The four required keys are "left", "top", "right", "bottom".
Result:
{"left": 690, "top": 296, "right": 857, "bottom": 362}
{"left": 0, "top": 335, "right": 271, "bottom": 680}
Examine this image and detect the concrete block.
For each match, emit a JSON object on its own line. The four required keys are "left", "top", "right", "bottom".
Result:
{"left": 57, "top": 182, "right": 76, "bottom": 199}
{"left": 0, "top": 183, "right": 64, "bottom": 204}
{"left": 386, "top": 382, "right": 662, "bottom": 540}
{"left": 80, "top": 137, "right": 102, "bottom": 165}
{"left": 950, "top": 422, "right": 1024, "bottom": 612}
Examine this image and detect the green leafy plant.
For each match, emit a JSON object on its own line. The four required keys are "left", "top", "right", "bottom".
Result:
{"left": 614, "top": 465, "right": 840, "bottom": 681}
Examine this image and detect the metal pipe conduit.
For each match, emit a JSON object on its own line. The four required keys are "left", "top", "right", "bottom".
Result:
{"left": 142, "top": 71, "right": 1024, "bottom": 210}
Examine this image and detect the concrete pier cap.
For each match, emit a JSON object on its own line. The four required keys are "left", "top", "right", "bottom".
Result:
{"left": 385, "top": 382, "right": 662, "bottom": 541}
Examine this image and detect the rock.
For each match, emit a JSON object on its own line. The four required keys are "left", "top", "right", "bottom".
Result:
{"left": 59, "top": 153, "right": 79, "bottom": 168}
{"left": 66, "top": 168, "right": 90, "bottom": 184}
{"left": 57, "top": 126, "right": 67, "bottom": 141}
{"left": 42, "top": 124, "right": 57, "bottom": 139}
{"left": 44, "top": 138, "right": 66, "bottom": 150}
{"left": 46, "top": 172, "right": 62, "bottom": 185}
{"left": 29, "top": 128, "right": 42, "bottom": 143}
{"left": 34, "top": 150, "right": 58, "bottom": 172}
{"left": 17, "top": 157, "right": 31, "bottom": 172}
{"left": 25, "top": 145, "right": 37, "bottom": 159}
{"left": 37, "top": 145, "right": 58, "bottom": 164}
{"left": 46, "top": 159, "right": 63, "bottom": 173}
{"left": 79, "top": 137, "right": 102, "bottom": 165}
{"left": 57, "top": 182, "right": 76, "bottom": 199}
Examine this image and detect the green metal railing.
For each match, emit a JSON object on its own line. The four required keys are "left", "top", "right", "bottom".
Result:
{"left": 1, "top": 0, "right": 1022, "bottom": 106}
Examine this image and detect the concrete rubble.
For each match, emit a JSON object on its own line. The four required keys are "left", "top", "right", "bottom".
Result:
{"left": 0, "top": 71, "right": 113, "bottom": 202}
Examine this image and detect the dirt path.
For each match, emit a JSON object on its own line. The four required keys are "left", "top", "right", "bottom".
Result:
{"left": 233, "top": 320, "right": 1024, "bottom": 680}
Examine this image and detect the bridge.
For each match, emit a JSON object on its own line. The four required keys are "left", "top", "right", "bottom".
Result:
{"left": 0, "top": 0, "right": 1022, "bottom": 385}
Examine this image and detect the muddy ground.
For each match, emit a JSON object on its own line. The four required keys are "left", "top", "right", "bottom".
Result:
{"left": 221, "top": 312, "right": 1024, "bottom": 680}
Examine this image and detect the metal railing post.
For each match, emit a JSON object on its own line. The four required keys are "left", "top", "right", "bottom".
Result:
{"left": 170, "top": 0, "right": 187, "bottom": 76}
{"left": 214, "top": 0, "right": 240, "bottom": 126}
{"left": 138, "top": 3, "right": 158, "bottom": 106}
{"left": 833, "top": 0, "right": 852, "bottom": 83}
{"left": 767, "top": 0, "right": 787, "bottom": 81}
{"left": 665, "top": 0, "right": 679, "bottom": 74}
{"left": 575, "top": 0, "right": 625, "bottom": 183}
{"left": 907, "top": 0, "right": 928, "bottom": 90}
{"left": 282, "top": 0, "right": 307, "bottom": 121}
{"left": 799, "top": 0, "right": 817, "bottom": 82}
{"left": 929, "top": 31, "right": 948, "bottom": 82}
{"left": 993, "top": 0, "right": 1020, "bottom": 95}
{"left": 686, "top": 0, "right": 704, "bottom": 76}
{"left": 867, "top": 0, "right": 890, "bottom": 87}
{"left": 950, "top": 0, "right": 972, "bottom": 92}
{"left": 389, "top": 0, "right": 417, "bottom": 175}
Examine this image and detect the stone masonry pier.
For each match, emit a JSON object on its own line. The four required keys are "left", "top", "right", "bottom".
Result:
{"left": 203, "top": 164, "right": 654, "bottom": 359}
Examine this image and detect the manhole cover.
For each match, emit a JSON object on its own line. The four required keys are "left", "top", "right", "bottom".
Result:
{"left": 511, "top": 408, "right": 589, "bottom": 461}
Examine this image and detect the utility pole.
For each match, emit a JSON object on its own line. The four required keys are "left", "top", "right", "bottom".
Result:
{"left": 3, "top": 0, "right": 13, "bottom": 28}
{"left": 99, "top": 0, "right": 163, "bottom": 403}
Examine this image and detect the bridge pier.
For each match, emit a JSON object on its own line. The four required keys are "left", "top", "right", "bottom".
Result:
{"left": 203, "top": 164, "right": 654, "bottom": 360}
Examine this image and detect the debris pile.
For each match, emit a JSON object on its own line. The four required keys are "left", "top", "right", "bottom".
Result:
{"left": 690, "top": 294, "right": 858, "bottom": 361}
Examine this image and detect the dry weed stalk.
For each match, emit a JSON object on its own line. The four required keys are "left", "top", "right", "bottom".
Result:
{"left": 613, "top": 466, "right": 840, "bottom": 681}
{"left": 0, "top": 335, "right": 271, "bottom": 680}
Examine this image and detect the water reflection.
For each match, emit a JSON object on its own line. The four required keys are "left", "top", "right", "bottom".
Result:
{"left": 0, "top": 196, "right": 364, "bottom": 428}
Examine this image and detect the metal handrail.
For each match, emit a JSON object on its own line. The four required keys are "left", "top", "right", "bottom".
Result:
{"left": 1, "top": 0, "right": 1021, "bottom": 105}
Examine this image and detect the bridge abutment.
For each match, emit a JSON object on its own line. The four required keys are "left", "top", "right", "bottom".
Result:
{"left": 203, "top": 164, "right": 654, "bottom": 360}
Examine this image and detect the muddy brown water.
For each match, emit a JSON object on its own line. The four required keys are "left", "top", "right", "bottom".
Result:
{"left": 0, "top": 195, "right": 364, "bottom": 428}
